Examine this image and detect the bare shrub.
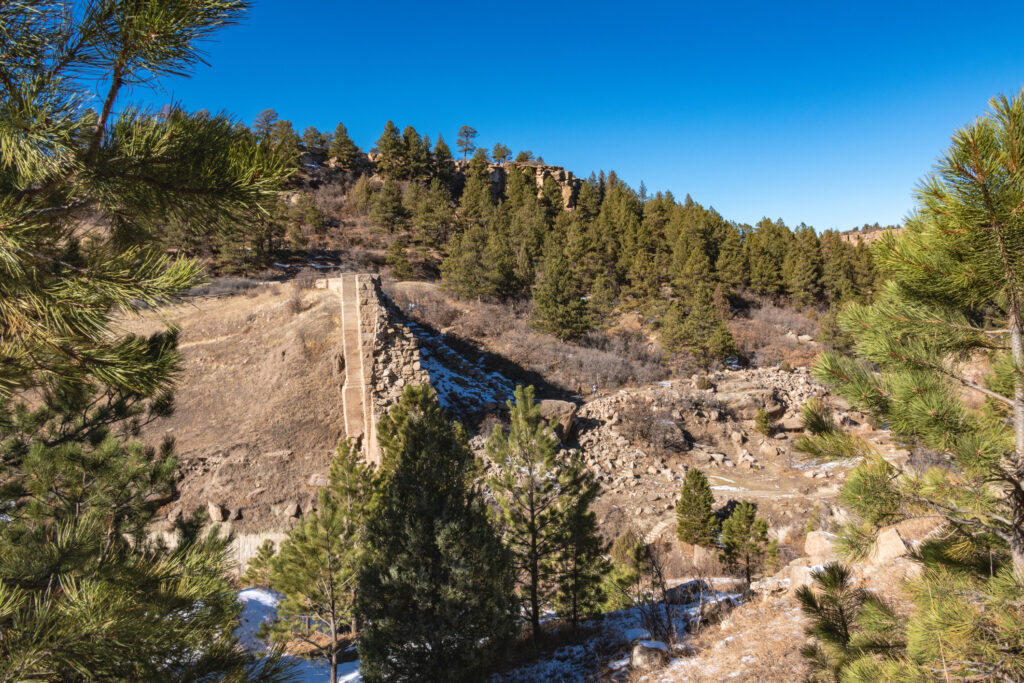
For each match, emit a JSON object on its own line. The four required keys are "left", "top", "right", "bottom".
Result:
{"left": 292, "top": 267, "right": 319, "bottom": 290}
{"left": 748, "top": 298, "right": 818, "bottom": 337}
{"left": 312, "top": 181, "right": 347, "bottom": 218}
{"left": 183, "top": 277, "right": 260, "bottom": 298}
{"left": 617, "top": 397, "right": 689, "bottom": 452}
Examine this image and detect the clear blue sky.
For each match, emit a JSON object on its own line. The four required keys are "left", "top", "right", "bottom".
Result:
{"left": 137, "top": 0, "right": 1024, "bottom": 231}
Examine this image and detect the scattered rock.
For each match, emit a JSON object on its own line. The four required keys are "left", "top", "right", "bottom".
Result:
{"left": 538, "top": 399, "right": 578, "bottom": 442}
{"left": 207, "top": 501, "right": 227, "bottom": 523}
{"left": 804, "top": 531, "right": 838, "bottom": 564}
{"left": 630, "top": 640, "right": 670, "bottom": 671}
{"left": 869, "top": 527, "right": 910, "bottom": 565}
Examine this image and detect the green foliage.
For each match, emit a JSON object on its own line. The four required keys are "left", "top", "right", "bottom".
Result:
{"left": 754, "top": 407, "right": 772, "bottom": 436}
{"left": 0, "top": 2, "right": 293, "bottom": 677}
{"left": 369, "top": 178, "right": 408, "bottom": 232}
{"left": 328, "top": 122, "right": 361, "bottom": 168}
{"left": 264, "top": 441, "right": 378, "bottom": 682}
{"left": 531, "top": 247, "right": 591, "bottom": 340}
{"left": 804, "top": 91, "right": 1024, "bottom": 680}
{"left": 492, "top": 142, "right": 511, "bottom": 163}
{"left": 797, "top": 563, "right": 904, "bottom": 683}
{"left": 660, "top": 286, "right": 738, "bottom": 367}
{"left": 488, "top": 386, "right": 605, "bottom": 638}
{"left": 456, "top": 125, "right": 478, "bottom": 160}
{"left": 675, "top": 468, "right": 719, "bottom": 546}
{"left": 719, "top": 501, "right": 768, "bottom": 583}
{"left": 357, "top": 385, "right": 514, "bottom": 682}
{"left": 242, "top": 540, "right": 276, "bottom": 589}
{"left": 386, "top": 239, "right": 414, "bottom": 280}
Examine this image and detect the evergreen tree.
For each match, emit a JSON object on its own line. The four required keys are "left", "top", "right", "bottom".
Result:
{"left": 242, "top": 540, "right": 277, "bottom": 588}
{"left": 269, "top": 119, "right": 301, "bottom": 167}
{"left": 745, "top": 218, "right": 792, "bottom": 295}
{"left": 412, "top": 179, "right": 457, "bottom": 246}
{"left": 386, "top": 238, "right": 414, "bottom": 280}
{"left": 487, "top": 386, "right": 600, "bottom": 641}
{"left": 253, "top": 108, "right": 279, "bottom": 141}
{"left": 0, "top": 4, "right": 292, "bottom": 674}
{"left": 440, "top": 225, "right": 490, "bottom": 300}
{"left": 402, "top": 125, "right": 429, "bottom": 180}
{"left": 719, "top": 501, "right": 769, "bottom": 584}
{"left": 549, "top": 477, "right": 608, "bottom": 632}
{"left": 801, "top": 92, "right": 1024, "bottom": 680}
{"left": 458, "top": 148, "right": 495, "bottom": 224}
{"left": 369, "top": 178, "right": 408, "bottom": 232}
{"left": 663, "top": 286, "right": 738, "bottom": 367}
{"left": 301, "top": 125, "right": 326, "bottom": 151}
{"left": 492, "top": 142, "right": 511, "bottom": 163}
{"left": 265, "top": 441, "right": 378, "bottom": 683}
{"left": 357, "top": 385, "right": 515, "bottom": 682}
{"left": 374, "top": 120, "right": 403, "bottom": 178}
{"left": 532, "top": 247, "right": 591, "bottom": 340}
{"left": 328, "top": 122, "right": 361, "bottom": 168}
{"left": 675, "top": 469, "right": 719, "bottom": 546}
{"left": 456, "top": 125, "right": 478, "bottom": 160}
{"left": 714, "top": 223, "right": 747, "bottom": 289}
{"left": 819, "top": 231, "right": 857, "bottom": 303}
{"left": 783, "top": 224, "right": 824, "bottom": 307}
{"left": 796, "top": 563, "right": 902, "bottom": 683}
{"left": 432, "top": 135, "right": 457, "bottom": 188}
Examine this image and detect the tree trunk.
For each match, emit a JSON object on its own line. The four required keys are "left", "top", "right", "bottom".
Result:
{"left": 1010, "top": 308, "right": 1024, "bottom": 576}
{"left": 530, "top": 543, "right": 540, "bottom": 642}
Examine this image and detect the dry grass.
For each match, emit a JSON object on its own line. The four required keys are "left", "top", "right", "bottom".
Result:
{"left": 386, "top": 281, "right": 669, "bottom": 393}
{"left": 652, "top": 595, "right": 807, "bottom": 682}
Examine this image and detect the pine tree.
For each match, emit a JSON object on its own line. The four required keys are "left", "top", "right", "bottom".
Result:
{"left": 532, "top": 247, "right": 591, "bottom": 340}
{"left": 745, "top": 218, "right": 792, "bottom": 295}
{"left": 328, "top": 122, "right": 361, "bottom": 168}
{"left": 432, "top": 135, "right": 456, "bottom": 188}
{"left": 374, "top": 120, "right": 403, "bottom": 178}
{"left": 663, "top": 286, "right": 738, "bottom": 367}
{"left": 458, "top": 148, "right": 495, "bottom": 224}
{"left": 487, "top": 386, "right": 600, "bottom": 641}
{"left": 719, "top": 501, "right": 768, "bottom": 584}
{"left": 369, "top": 178, "right": 408, "bottom": 232}
{"left": 796, "top": 563, "right": 903, "bottom": 683}
{"left": 301, "top": 125, "right": 326, "bottom": 151}
{"left": 357, "top": 385, "right": 515, "bottom": 682}
{"left": 253, "top": 108, "right": 279, "bottom": 141}
{"left": 714, "top": 223, "right": 747, "bottom": 289}
{"left": 782, "top": 224, "right": 824, "bottom": 308}
{"left": 492, "top": 142, "right": 511, "bottom": 163}
{"left": 386, "top": 238, "right": 414, "bottom": 280}
{"left": 676, "top": 469, "right": 719, "bottom": 546}
{"left": 0, "top": 4, "right": 292, "bottom": 677}
{"left": 549, "top": 477, "right": 608, "bottom": 632}
{"left": 402, "top": 125, "right": 429, "bottom": 180}
{"left": 801, "top": 92, "right": 1024, "bottom": 680}
{"left": 269, "top": 119, "right": 301, "bottom": 167}
{"left": 242, "top": 540, "right": 277, "bottom": 588}
{"left": 456, "top": 125, "right": 478, "bottom": 160}
{"left": 265, "top": 441, "right": 378, "bottom": 683}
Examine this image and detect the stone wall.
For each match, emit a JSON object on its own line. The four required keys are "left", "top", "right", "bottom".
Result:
{"left": 363, "top": 276, "right": 432, "bottom": 430}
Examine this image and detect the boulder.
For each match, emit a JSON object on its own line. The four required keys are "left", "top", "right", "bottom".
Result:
{"left": 869, "top": 527, "right": 910, "bottom": 565}
{"left": 630, "top": 640, "right": 670, "bottom": 671}
{"left": 699, "top": 596, "right": 735, "bottom": 624}
{"left": 206, "top": 501, "right": 227, "bottom": 523}
{"left": 665, "top": 579, "right": 711, "bottom": 605}
{"left": 538, "top": 400, "right": 578, "bottom": 442}
{"left": 750, "top": 577, "right": 788, "bottom": 596}
{"left": 804, "top": 531, "right": 838, "bottom": 564}
{"left": 789, "top": 565, "right": 816, "bottom": 592}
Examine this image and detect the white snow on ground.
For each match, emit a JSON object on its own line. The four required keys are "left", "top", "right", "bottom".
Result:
{"left": 238, "top": 588, "right": 740, "bottom": 683}
{"left": 492, "top": 592, "right": 741, "bottom": 682}
{"left": 236, "top": 588, "right": 361, "bottom": 683}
